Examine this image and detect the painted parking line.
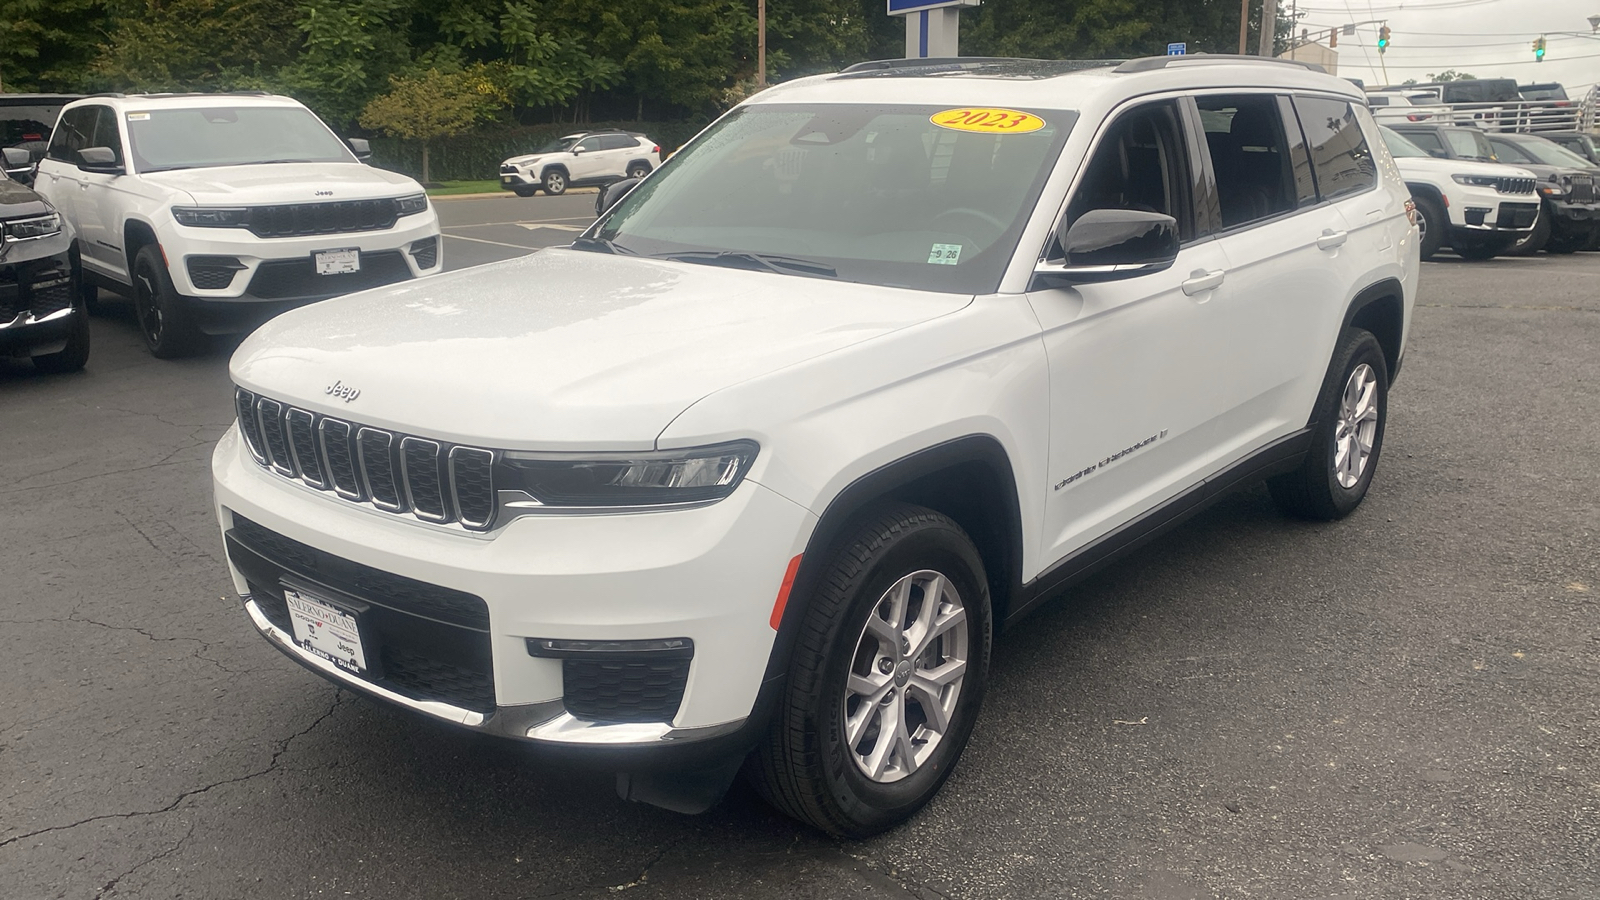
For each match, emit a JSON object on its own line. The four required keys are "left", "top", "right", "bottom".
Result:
{"left": 445, "top": 216, "right": 595, "bottom": 228}
{"left": 442, "top": 233, "right": 542, "bottom": 250}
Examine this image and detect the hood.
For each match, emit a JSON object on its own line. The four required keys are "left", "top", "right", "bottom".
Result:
{"left": 1393, "top": 157, "right": 1536, "bottom": 180}
{"left": 231, "top": 248, "right": 972, "bottom": 450}
{"left": 0, "top": 176, "right": 51, "bottom": 218}
{"left": 505, "top": 153, "right": 553, "bottom": 167}
{"left": 140, "top": 162, "right": 422, "bottom": 206}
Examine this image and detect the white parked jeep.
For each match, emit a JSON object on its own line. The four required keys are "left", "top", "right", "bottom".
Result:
{"left": 1378, "top": 125, "right": 1539, "bottom": 260}
{"left": 35, "top": 93, "right": 441, "bottom": 358}
{"left": 214, "top": 56, "right": 1418, "bottom": 836}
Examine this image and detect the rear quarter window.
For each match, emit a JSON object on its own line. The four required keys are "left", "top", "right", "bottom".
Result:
{"left": 1292, "top": 96, "right": 1377, "bottom": 200}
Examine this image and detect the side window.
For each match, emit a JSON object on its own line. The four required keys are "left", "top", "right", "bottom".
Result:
{"left": 573, "top": 137, "right": 602, "bottom": 153}
{"left": 598, "top": 134, "right": 633, "bottom": 151}
{"left": 1194, "top": 94, "right": 1297, "bottom": 228}
{"left": 1446, "top": 131, "right": 1489, "bottom": 160}
{"left": 92, "top": 106, "right": 125, "bottom": 164}
{"left": 1488, "top": 139, "right": 1531, "bottom": 164}
{"left": 1406, "top": 130, "right": 1446, "bottom": 156}
{"left": 1292, "top": 96, "right": 1377, "bottom": 201}
{"left": 46, "top": 107, "right": 94, "bottom": 162}
{"left": 1059, "top": 100, "right": 1195, "bottom": 255}
{"left": 1276, "top": 96, "right": 1319, "bottom": 207}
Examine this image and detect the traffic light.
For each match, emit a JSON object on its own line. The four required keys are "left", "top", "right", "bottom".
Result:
{"left": 1378, "top": 25, "right": 1391, "bottom": 53}
{"left": 1533, "top": 36, "right": 1546, "bottom": 61}
{"left": 1329, "top": 27, "right": 1338, "bottom": 48}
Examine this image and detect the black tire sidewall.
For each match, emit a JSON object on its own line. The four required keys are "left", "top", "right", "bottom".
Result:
{"left": 1414, "top": 196, "right": 1445, "bottom": 260}
{"left": 133, "top": 245, "right": 195, "bottom": 358}
{"left": 811, "top": 517, "right": 992, "bottom": 833}
{"left": 1313, "top": 332, "right": 1389, "bottom": 517}
{"left": 627, "top": 164, "right": 650, "bottom": 179}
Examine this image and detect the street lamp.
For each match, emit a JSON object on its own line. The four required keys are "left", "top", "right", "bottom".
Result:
{"left": 1589, "top": 13, "right": 1600, "bottom": 32}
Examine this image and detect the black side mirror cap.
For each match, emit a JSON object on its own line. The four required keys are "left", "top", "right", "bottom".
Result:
{"left": 596, "top": 177, "right": 641, "bottom": 216}
{"left": 1, "top": 147, "right": 31, "bottom": 185}
{"left": 1032, "top": 208, "right": 1179, "bottom": 288}
{"left": 77, "top": 147, "right": 124, "bottom": 174}
{"left": 347, "top": 137, "right": 372, "bottom": 162}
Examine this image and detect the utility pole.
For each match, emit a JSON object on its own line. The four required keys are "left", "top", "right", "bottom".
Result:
{"left": 1258, "top": 0, "right": 1278, "bottom": 57}
{"left": 757, "top": 0, "right": 767, "bottom": 86}
{"left": 1239, "top": 0, "right": 1251, "bottom": 53}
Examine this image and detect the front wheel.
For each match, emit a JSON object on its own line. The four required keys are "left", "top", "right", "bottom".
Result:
{"left": 749, "top": 503, "right": 992, "bottom": 838}
{"left": 1268, "top": 328, "right": 1389, "bottom": 520}
{"left": 541, "top": 170, "right": 567, "bottom": 196}
{"left": 512, "top": 186, "right": 537, "bottom": 198}
{"left": 132, "top": 244, "right": 202, "bottom": 358}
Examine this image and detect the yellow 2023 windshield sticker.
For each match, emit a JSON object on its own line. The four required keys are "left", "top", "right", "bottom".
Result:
{"left": 930, "top": 108, "right": 1045, "bottom": 134}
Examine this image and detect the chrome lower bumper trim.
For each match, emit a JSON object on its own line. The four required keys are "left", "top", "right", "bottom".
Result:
{"left": 0, "top": 307, "right": 74, "bottom": 331}
{"left": 244, "top": 597, "right": 744, "bottom": 746}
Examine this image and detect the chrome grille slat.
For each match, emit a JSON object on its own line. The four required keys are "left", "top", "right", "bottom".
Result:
{"left": 285, "top": 409, "right": 326, "bottom": 489}
{"left": 358, "top": 427, "right": 404, "bottom": 512}
{"left": 236, "top": 390, "right": 495, "bottom": 530}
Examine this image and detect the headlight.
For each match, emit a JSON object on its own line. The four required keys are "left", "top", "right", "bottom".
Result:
{"left": 0, "top": 212, "right": 62, "bottom": 241}
{"left": 172, "top": 206, "right": 249, "bottom": 228}
{"left": 1538, "top": 178, "right": 1568, "bottom": 197}
{"left": 394, "top": 193, "right": 428, "bottom": 216}
{"left": 500, "top": 441, "right": 759, "bottom": 508}
{"left": 1450, "top": 174, "right": 1498, "bottom": 187}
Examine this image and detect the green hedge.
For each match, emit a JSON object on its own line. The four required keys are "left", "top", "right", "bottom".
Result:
{"left": 368, "top": 121, "right": 711, "bottom": 182}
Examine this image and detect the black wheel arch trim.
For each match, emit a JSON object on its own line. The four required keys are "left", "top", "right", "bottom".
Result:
{"left": 1341, "top": 277, "right": 1406, "bottom": 385}
{"left": 625, "top": 158, "right": 653, "bottom": 173}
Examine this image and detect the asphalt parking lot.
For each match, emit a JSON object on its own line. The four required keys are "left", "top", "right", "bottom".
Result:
{"left": 2, "top": 205, "right": 1597, "bottom": 898}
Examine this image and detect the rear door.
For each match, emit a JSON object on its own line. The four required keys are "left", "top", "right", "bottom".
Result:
{"left": 595, "top": 134, "right": 636, "bottom": 177}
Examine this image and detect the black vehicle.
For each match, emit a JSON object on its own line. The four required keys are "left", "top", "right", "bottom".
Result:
{"left": 1484, "top": 133, "right": 1600, "bottom": 254}
{"left": 0, "top": 94, "right": 82, "bottom": 183}
{"left": 1541, "top": 131, "right": 1600, "bottom": 166}
{"left": 0, "top": 148, "right": 89, "bottom": 373}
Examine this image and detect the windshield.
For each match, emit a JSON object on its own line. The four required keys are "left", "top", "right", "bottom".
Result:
{"left": 536, "top": 137, "right": 580, "bottom": 154}
{"left": 126, "top": 107, "right": 354, "bottom": 173}
{"left": 1509, "top": 138, "right": 1594, "bottom": 168}
{"left": 593, "top": 103, "right": 1076, "bottom": 293}
{"left": 1444, "top": 130, "right": 1494, "bottom": 161}
{"left": 1380, "top": 126, "right": 1431, "bottom": 158}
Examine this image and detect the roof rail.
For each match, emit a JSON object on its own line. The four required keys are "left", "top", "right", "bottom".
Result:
{"left": 1114, "top": 54, "right": 1326, "bottom": 74}
{"left": 87, "top": 92, "right": 126, "bottom": 99}
{"left": 839, "top": 57, "right": 1037, "bottom": 74}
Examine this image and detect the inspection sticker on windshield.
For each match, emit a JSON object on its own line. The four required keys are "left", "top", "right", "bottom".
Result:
{"left": 930, "top": 108, "right": 1045, "bottom": 134}
{"left": 928, "top": 243, "right": 962, "bottom": 265}
{"left": 126, "top": 112, "right": 150, "bottom": 121}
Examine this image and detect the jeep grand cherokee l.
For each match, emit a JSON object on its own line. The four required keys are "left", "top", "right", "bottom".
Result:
{"left": 214, "top": 56, "right": 1417, "bottom": 837}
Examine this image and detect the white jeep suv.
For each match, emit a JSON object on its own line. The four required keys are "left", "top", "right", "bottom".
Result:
{"left": 35, "top": 93, "right": 441, "bottom": 358}
{"left": 1379, "top": 125, "right": 1539, "bottom": 260}
{"left": 499, "top": 130, "right": 662, "bottom": 196}
{"left": 214, "top": 56, "right": 1417, "bottom": 837}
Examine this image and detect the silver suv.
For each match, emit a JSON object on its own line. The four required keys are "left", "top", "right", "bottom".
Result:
{"left": 499, "top": 131, "right": 662, "bottom": 196}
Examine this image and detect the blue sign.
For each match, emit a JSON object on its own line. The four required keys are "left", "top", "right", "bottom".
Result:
{"left": 887, "top": 0, "right": 980, "bottom": 14}
{"left": 1167, "top": 42, "right": 1187, "bottom": 56}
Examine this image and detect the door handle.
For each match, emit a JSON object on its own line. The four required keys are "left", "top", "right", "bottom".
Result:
{"left": 1181, "top": 269, "right": 1225, "bottom": 296}
{"left": 1317, "top": 229, "right": 1349, "bottom": 250}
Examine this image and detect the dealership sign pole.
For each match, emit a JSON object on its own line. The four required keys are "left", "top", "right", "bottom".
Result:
{"left": 889, "top": 0, "right": 982, "bottom": 59}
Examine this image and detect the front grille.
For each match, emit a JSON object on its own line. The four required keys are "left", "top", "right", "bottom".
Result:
{"left": 1497, "top": 203, "right": 1540, "bottom": 229}
{"left": 500, "top": 165, "right": 519, "bottom": 175}
{"left": 1495, "top": 176, "right": 1536, "bottom": 195}
{"left": 247, "top": 199, "right": 399, "bottom": 239}
{"left": 246, "top": 250, "right": 412, "bottom": 301}
{"left": 1, "top": 262, "right": 74, "bottom": 320}
{"left": 227, "top": 516, "right": 495, "bottom": 712}
{"left": 409, "top": 236, "right": 437, "bottom": 269}
{"left": 235, "top": 388, "right": 497, "bottom": 531}
{"left": 28, "top": 279, "right": 72, "bottom": 317}
{"left": 562, "top": 657, "right": 692, "bottom": 723}
{"left": 1569, "top": 176, "right": 1595, "bottom": 203}
{"left": 186, "top": 256, "right": 245, "bottom": 289}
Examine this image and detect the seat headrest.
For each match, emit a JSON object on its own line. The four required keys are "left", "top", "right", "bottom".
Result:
{"left": 1230, "top": 107, "right": 1280, "bottom": 150}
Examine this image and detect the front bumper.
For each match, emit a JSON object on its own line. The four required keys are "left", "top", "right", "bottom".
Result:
{"left": 0, "top": 239, "right": 79, "bottom": 357}
{"left": 1549, "top": 198, "right": 1600, "bottom": 222}
{"left": 212, "top": 425, "right": 815, "bottom": 754}
{"left": 1445, "top": 187, "right": 1539, "bottom": 237}
{"left": 499, "top": 168, "right": 536, "bottom": 190}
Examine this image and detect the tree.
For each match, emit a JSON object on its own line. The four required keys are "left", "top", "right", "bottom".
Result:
{"left": 360, "top": 67, "right": 499, "bottom": 183}
{"left": 91, "top": 0, "right": 300, "bottom": 91}
{"left": 0, "top": 0, "right": 110, "bottom": 91}
{"left": 1427, "top": 70, "right": 1476, "bottom": 82}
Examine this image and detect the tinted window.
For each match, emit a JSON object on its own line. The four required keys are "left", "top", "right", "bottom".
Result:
{"left": 46, "top": 107, "right": 95, "bottom": 162}
{"left": 1277, "top": 96, "right": 1318, "bottom": 207}
{"left": 1196, "top": 94, "right": 1297, "bottom": 228}
{"left": 1366, "top": 96, "right": 1391, "bottom": 107}
{"left": 1404, "top": 130, "right": 1446, "bottom": 155}
{"left": 1062, "top": 100, "right": 1195, "bottom": 247}
{"left": 93, "top": 106, "right": 125, "bottom": 165}
{"left": 574, "top": 137, "right": 603, "bottom": 152}
{"left": 1292, "top": 96, "right": 1376, "bottom": 200}
{"left": 1380, "top": 126, "right": 1432, "bottom": 159}
{"left": 597, "top": 134, "right": 634, "bottom": 151}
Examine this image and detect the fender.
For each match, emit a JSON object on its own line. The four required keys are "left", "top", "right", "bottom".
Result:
{"left": 624, "top": 158, "right": 653, "bottom": 175}
{"left": 1340, "top": 276, "right": 1406, "bottom": 384}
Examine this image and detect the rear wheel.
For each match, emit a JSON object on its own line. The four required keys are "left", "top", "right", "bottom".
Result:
{"left": 749, "top": 503, "right": 992, "bottom": 838}
{"left": 541, "top": 169, "right": 567, "bottom": 196}
{"left": 1268, "top": 328, "right": 1389, "bottom": 521}
{"left": 1412, "top": 195, "right": 1445, "bottom": 261}
{"left": 626, "top": 163, "right": 651, "bottom": 180}
{"left": 132, "top": 244, "right": 202, "bottom": 359}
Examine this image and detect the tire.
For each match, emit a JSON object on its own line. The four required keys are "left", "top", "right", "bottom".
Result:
{"left": 512, "top": 186, "right": 537, "bottom": 198}
{"left": 1545, "top": 223, "right": 1595, "bottom": 255}
{"left": 131, "top": 244, "right": 202, "bottom": 359}
{"left": 1412, "top": 195, "right": 1445, "bottom": 261}
{"left": 626, "top": 163, "right": 651, "bottom": 180}
{"left": 541, "top": 169, "right": 567, "bottom": 196}
{"left": 32, "top": 311, "right": 90, "bottom": 374}
{"left": 749, "top": 502, "right": 992, "bottom": 838}
{"left": 1454, "top": 240, "right": 1507, "bottom": 261}
{"left": 1507, "top": 204, "right": 1551, "bottom": 256}
{"left": 1268, "top": 328, "right": 1389, "bottom": 521}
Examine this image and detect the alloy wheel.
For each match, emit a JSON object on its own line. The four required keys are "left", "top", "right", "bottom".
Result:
{"left": 1334, "top": 363, "right": 1379, "bottom": 488}
{"left": 135, "top": 271, "right": 163, "bottom": 346}
{"left": 842, "top": 569, "right": 969, "bottom": 783}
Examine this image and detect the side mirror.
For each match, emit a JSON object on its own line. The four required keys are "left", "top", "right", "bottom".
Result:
{"left": 347, "top": 138, "right": 372, "bottom": 162}
{"left": 572, "top": 147, "right": 585, "bottom": 155}
{"left": 595, "top": 177, "right": 641, "bottom": 216}
{"left": 77, "top": 147, "right": 124, "bottom": 175}
{"left": 2, "top": 147, "right": 31, "bottom": 183}
{"left": 1032, "top": 209, "right": 1179, "bottom": 288}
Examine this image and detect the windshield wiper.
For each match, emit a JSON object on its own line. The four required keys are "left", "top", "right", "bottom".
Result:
{"left": 570, "top": 235, "right": 638, "bottom": 255}
{"left": 658, "top": 251, "right": 837, "bottom": 278}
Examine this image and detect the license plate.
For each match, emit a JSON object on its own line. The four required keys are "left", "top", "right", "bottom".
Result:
{"left": 285, "top": 586, "right": 367, "bottom": 675}
{"left": 314, "top": 248, "right": 361, "bottom": 276}
{"left": 501, "top": 176, "right": 514, "bottom": 184}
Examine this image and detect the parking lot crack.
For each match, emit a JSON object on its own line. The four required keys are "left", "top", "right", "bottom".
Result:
{"left": 93, "top": 820, "right": 196, "bottom": 898}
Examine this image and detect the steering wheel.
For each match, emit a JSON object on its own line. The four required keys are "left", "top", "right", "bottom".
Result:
{"left": 931, "top": 207, "right": 1008, "bottom": 233}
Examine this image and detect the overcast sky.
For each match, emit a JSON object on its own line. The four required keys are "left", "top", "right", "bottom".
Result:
{"left": 1282, "top": 0, "right": 1599, "bottom": 93}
